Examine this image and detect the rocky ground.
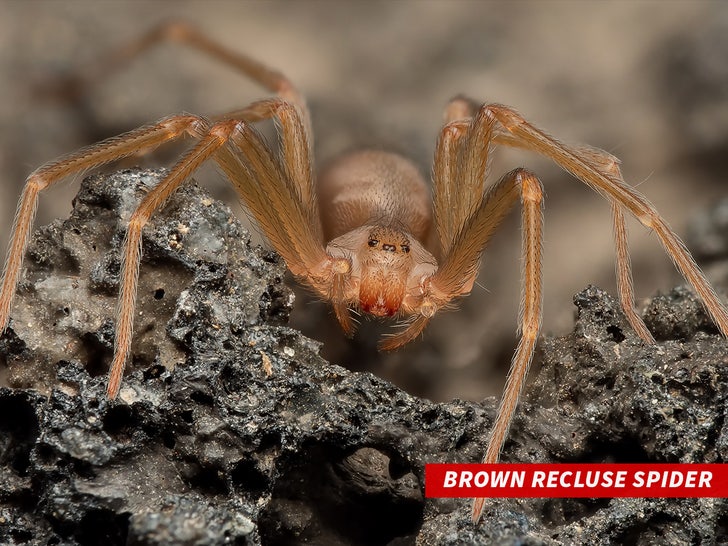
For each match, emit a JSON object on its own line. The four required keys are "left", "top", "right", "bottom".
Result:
{"left": 1, "top": 170, "right": 728, "bottom": 545}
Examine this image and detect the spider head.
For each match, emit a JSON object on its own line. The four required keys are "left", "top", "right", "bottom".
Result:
{"left": 325, "top": 225, "right": 438, "bottom": 320}
{"left": 358, "top": 226, "right": 413, "bottom": 316}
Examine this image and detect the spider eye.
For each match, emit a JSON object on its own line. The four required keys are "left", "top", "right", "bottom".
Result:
{"left": 401, "top": 244, "right": 410, "bottom": 253}
{"left": 368, "top": 239, "right": 379, "bottom": 247}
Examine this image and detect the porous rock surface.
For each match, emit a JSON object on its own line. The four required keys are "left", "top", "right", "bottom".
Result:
{"left": 1, "top": 169, "right": 728, "bottom": 545}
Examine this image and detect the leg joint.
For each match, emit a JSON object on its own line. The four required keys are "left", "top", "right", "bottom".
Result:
{"left": 637, "top": 212, "right": 656, "bottom": 230}
{"left": 480, "top": 103, "right": 522, "bottom": 132}
{"left": 25, "top": 173, "right": 48, "bottom": 193}
{"left": 127, "top": 213, "right": 147, "bottom": 236}
{"left": 441, "top": 119, "right": 469, "bottom": 141}
{"left": 209, "top": 119, "right": 244, "bottom": 142}
{"left": 510, "top": 168, "right": 544, "bottom": 203}
{"left": 160, "top": 114, "right": 209, "bottom": 138}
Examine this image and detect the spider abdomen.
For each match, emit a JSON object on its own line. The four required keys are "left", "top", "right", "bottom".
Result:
{"left": 317, "top": 150, "right": 432, "bottom": 244}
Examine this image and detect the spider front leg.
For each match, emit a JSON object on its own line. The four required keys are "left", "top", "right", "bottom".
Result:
{"left": 387, "top": 165, "right": 544, "bottom": 520}
{"left": 384, "top": 105, "right": 551, "bottom": 522}
{"left": 381, "top": 158, "right": 545, "bottom": 525}
{"left": 469, "top": 170, "right": 544, "bottom": 523}
{"left": 380, "top": 106, "right": 501, "bottom": 350}
{"left": 427, "top": 165, "right": 544, "bottom": 523}
{"left": 0, "top": 114, "right": 207, "bottom": 335}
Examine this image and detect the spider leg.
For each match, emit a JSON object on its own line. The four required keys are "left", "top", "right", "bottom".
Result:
{"left": 433, "top": 109, "right": 521, "bottom": 296}
{"left": 568, "top": 144, "right": 655, "bottom": 342}
{"left": 38, "top": 19, "right": 320, "bottom": 240}
{"left": 36, "top": 20, "right": 311, "bottom": 136}
{"left": 216, "top": 98, "right": 321, "bottom": 248}
{"left": 215, "top": 117, "right": 328, "bottom": 279}
{"left": 612, "top": 201, "right": 655, "bottom": 342}
{"left": 380, "top": 160, "right": 541, "bottom": 351}
{"left": 109, "top": 118, "right": 249, "bottom": 398}
{"left": 429, "top": 96, "right": 483, "bottom": 259}
{"left": 110, "top": 98, "right": 336, "bottom": 398}
{"left": 3, "top": 93, "right": 333, "bottom": 399}
{"left": 485, "top": 103, "right": 728, "bottom": 338}
{"left": 381, "top": 106, "right": 517, "bottom": 350}
{"left": 463, "top": 168, "right": 543, "bottom": 524}
{"left": 217, "top": 96, "right": 366, "bottom": 334}
{"left": 0, "top": 114, "right": 206, "bottom": 334}
{"left": 433, "top": 102, "right": 497, "bottom": 257}
{"left": 332, "top": 274, "right": 356, "bottom": 336}
{"left": 34, "top": 21, "right": 317, "bottom": 211}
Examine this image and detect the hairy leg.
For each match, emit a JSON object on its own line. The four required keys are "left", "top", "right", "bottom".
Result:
{"left": 37, "top": 22, "right": 319, "bottom": 229}
{"left": 470, "top": 169, "right": 544, "bottom": 523}
{"left": 108, "top": 119, "right": 243, "bottom": 398}
{"left": 111, "top": 95, "right": 336, "bottom": 397}
{"left": 486, "top": 104, "right": 728, "bottom": 338}
{"left": 0, "top": 114, "right": 206, "bottom": 333}
{"left": 36, "top": 20, "right": 311, "bottom": 136}
{"left": 433, "top": 97, "right": 494, "bottom": 257}
{"left": 612, "top": 202, "right": 655, "bottom": 342}
{"left": 569, "top": 144, "right": 654, "bottom": 341}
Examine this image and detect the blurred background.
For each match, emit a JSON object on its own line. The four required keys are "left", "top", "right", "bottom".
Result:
{"left": 1, "top": 1, "right": 727, "bottom": 402}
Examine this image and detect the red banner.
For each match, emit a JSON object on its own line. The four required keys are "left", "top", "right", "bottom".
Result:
{"left": 425, "top": 464, "right": 728, "bottom": 498}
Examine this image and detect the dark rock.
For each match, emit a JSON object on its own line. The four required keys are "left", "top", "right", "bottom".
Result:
{"left": 688, "top": 198, "right": 728, "bottom": 263}
{"left": 651, "top": 11, "right": 728, "bottom": 157}
{"left": 1, "top": 169, "right": 727, "bottom": 545}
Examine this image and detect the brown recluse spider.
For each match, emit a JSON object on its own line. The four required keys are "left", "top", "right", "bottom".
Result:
{"left": 1, "top": 22, "right": 726, "bottom": 523}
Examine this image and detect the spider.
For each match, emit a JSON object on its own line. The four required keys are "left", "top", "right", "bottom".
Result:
{"left": 1, "top": 22, "right": 727, "bottom": 524}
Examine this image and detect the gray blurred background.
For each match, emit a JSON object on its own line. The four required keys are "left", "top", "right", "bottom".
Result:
{"left": 1, "top": 1, "right": 727, "bottom": 402}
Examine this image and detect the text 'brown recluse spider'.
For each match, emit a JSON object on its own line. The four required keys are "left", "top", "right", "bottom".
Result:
{"left": 2, "top": 22, "right": 727, "bottom": 523}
